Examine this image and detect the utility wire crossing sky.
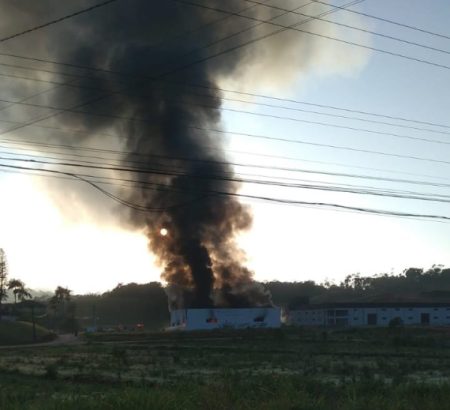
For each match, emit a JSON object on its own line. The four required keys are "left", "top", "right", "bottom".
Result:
{"left": 0, "top": 0, "right": 448, "bottom": 294}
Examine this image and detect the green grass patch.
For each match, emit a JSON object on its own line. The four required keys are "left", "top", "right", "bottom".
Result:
{"left": 1, "top": 327, "right": 450, "bottom": 408}
{"left": 0, "top": 321, "right": 55, "bottom": 346}
{"left": 1, "top": 372, "right": 450, "bottom": 410}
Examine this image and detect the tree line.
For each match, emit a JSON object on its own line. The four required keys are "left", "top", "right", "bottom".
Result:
{"left": 1, "top": 244, "right": 449, "bottom": 331}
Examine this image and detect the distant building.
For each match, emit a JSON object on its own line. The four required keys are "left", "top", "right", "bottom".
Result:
{"left": 288, "top": 303, "right": 450, "bottom": 327}
{"left": 170, "top": 307, "right": 281, "bottom": 331}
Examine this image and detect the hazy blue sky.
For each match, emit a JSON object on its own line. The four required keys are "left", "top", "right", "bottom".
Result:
{"left": 0, "top": 0, "right": 449, "bottom": 293}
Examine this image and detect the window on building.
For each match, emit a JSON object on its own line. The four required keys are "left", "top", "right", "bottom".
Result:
{"left": 408, "top": 317, "right": 413, "bottom": 320}
{"left": 353, "top": 317, "right": 358, "bottom": 321}
{"left": 434, "top": 308, "right": 439, "bottom": 311}
{"left": 434, "top": 316, "right": 438, "bottom": 320}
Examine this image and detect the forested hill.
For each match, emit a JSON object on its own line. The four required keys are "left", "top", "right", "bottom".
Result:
{"left": 71, "top": 266, "right": 450, "bottom": 329}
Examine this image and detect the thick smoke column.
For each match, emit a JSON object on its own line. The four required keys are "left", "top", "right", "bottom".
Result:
{"left": 1, "top": 1, "right": 369, "bottom": 308}
{"left": 53, "top": 0, "right": 279, "bottom": 309}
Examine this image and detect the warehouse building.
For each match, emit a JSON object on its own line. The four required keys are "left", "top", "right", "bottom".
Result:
{"left": 288, "top": 303, "right": 450, "bottom": 327}
{"left": 170, "top": 307, "right": 281, "bottom": 330}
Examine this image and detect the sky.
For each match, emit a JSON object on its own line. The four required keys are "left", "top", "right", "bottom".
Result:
{"left": 0, "top": 0, "right": 449, "bottom": 294}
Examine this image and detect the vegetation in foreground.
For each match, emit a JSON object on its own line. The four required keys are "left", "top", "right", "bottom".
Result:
{"left": 2, "top": 372, "right": 450, "bottom": 410}
{"left": 1, "top": 327, "right": 450, "bottom": 409}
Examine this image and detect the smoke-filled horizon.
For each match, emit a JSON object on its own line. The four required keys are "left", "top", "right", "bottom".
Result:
{"left": 0, "top": 0, "right": 369, "bottom": 309}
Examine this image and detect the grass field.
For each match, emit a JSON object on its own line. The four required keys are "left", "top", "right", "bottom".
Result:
{"left": 1, "top": 327, "right": 450, "bottom": 409}
{"left": 0, "top": 321, "right": 55, "bottom": 346}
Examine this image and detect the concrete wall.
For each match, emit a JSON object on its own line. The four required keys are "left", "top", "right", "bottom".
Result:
{"left": 170, "top": 308, "right": 281, "bottom": 330}
{"left": 289, "top": 306, "right": 450, "bottom": 327}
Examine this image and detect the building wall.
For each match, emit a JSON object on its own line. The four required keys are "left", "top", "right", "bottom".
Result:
{"left": 170, "top": 308, "right": 281, "bottom": 330}
{"left": 289, "top": 306, "right": 450, "bottom": 327}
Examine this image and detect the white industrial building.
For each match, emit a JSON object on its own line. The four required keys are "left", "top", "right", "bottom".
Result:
{"left": 170, "top": 307, "right": 281, "bottom": 331}
{"left": 288, "top": 303, "right": 450, "bottom": 327}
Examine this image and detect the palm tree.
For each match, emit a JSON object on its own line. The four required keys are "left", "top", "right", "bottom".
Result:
{"left": 52, "top": 286, "right": 71, "bottom": 303}
{"left": 49, "top": 286, "right": 72, "bottom": 333}
{"left": 50, "top": 286, "right": 71, "bottom": 314}
{"left": 7, "top": 279, "right": 29, "bottom": 305}
{"left": 17, "top": 285, "right": 32, "bottom": 303}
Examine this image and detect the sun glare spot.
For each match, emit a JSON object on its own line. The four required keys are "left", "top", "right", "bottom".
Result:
{"left": 160, "top": 228, "right": 168, "bottom": 236}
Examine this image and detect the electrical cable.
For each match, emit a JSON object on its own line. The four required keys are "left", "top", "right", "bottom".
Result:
{"left": 309, "top": 0, "right": 450, "bottom": 41}
{"left": 0, "top": 0, "right": 120, "bottom": 43}
{"left": 1, "top": 161, "right": 450, "bottom": 222}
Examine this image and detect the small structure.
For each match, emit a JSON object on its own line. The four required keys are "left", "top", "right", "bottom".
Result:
{"left": 288, "top": 303, "right": 450, "bottom": 327}
{"left": 170, "top": 307, "right": 281, "bottom": 330}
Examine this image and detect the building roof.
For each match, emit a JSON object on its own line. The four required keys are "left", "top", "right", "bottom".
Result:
{"left": 292, "top": 302, "right": 450, "bottom": 310}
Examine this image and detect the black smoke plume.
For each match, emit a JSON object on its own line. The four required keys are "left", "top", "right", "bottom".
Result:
{"left": 2, "top": 1, "right": 365, "bottom": 309}
{"left": 43, "top": 0, "right": 281, "bottom": 309}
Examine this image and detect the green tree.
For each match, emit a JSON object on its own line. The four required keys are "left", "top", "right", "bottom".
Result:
{"left": 8, "top": 279, "right": 31, "bottom": 305}
{"left": 49, "top": 286, "right": 73, "bottom": 332}
{"left": 50, "top": 286, "right": 71, "bottom": 313}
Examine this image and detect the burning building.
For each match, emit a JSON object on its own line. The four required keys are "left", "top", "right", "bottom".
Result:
{"left": 170, "top": 307, "right": 281, "bottom": 331}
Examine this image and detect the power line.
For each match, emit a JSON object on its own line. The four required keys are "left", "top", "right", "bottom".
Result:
{"left": 196, "top": 126, "right": 450, "bottom": 167}
{"left": 171, "top": 0, "right": 450, "bottom": 72}
{"left": 1, "top": 161, "right": 450, "bottom": 223}
{"left": 2, "top": 105, "right": 450, "bottom": 168}
{"left": 157, "top": 0, "right": 364, "bottom": 79}
{"left": 1, "top": 68, "right": 449, "bottom": 137}
{"left": 0, "top": 0, "right": 359, "bottom": 141}
{"left": 2, "top": 56, "right": 448, "bottom": 131}
{"left": 244, "top": 0, "right": 450, "bottom": 56}
{"left": 0, "top": 0, "right": 120, "bottom": 43}
{"left": 0, "top": 0, "right": 432, "bottom": 145}
{"left": 5, "top": 0, "right": 360, "bottom": 143}
{"left": 157, "top": 0, "right": 339, "bottom": 78}
{"left": 2, "top": 126, "right": 450, "bottom": 184}
{"left": 2, "top": 92, "right": 450, "bottom": 168}
{"left": 3, "top": 154, "right": 450, "bottom": 206}
{"left": 1, "top": 94, "right": 449, "bottom": 147}
{"left": 0, "top": 0, "right": 446, "bottom": 223}
{"left": 2, "top": 0, "right": 449, "bottom": 136}
{"left": 4, "top": 141, "right": 450, "bottom": 192}
{"left": 0, "top": 20, "right": 448, "bottom": 132}
{"left": 0, "top": 2, "right": 446, "bottom": 184}
{"left": 309, "top": 0, "right": 450, "bottom": 41}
